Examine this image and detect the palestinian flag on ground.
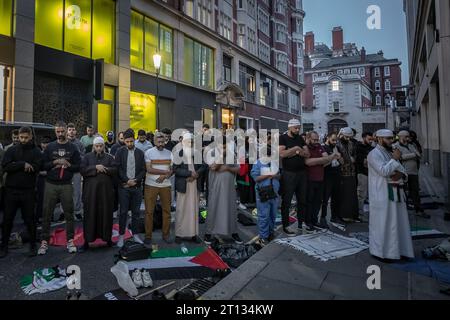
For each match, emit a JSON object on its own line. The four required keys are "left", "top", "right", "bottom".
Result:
{"left": 21, "top": 267, "right": 67, "bottom": 295}
{"left": 125, "top": 246, "right": 229, "bottom": 280}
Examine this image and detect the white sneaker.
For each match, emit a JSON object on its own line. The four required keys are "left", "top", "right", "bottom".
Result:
{"left": 133, "top": 235, "right": 144, "bottom": 244}
{"left": 141, "top": 270, "right": 153, "bottom": 288}
{"left": 117, "top": 235, "right": 124, "bottom": 248}
{"left": 110, "top": 261, "right": 138, "bottom": 297}
{"left": 38, "top": 241, "right": 48, "bottom": 255}
{"left": 67, "top": 240, "right": 77, "bottom": 254}
{"left": 238, "top": 203, "right": 247, "bottom": 210}
{"left": 132, "top": 269, "right": 144, "bottom": 288}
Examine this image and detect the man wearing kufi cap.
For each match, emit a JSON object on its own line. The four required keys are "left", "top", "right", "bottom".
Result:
{"left": 79, "top": 135, "right": 117, "bottom": 251}
{"left": 393, "top": 131, "right": 429, "bottom": 219}
{"left": 367, "top": 129, "right": 414, "bottom": 261}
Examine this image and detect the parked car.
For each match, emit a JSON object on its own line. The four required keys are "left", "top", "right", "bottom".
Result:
{"left": 0, "top": 121, "right": 55, "bottom": 148}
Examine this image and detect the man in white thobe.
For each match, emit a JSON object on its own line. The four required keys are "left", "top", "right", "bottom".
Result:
{"left": 367, "top": 129, "right": 414, "bottom": 261}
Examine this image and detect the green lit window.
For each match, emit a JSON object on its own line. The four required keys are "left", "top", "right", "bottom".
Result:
{"left": 130, "top": 91, "right": 156, "bottom": 134}
{"left": 97, "top": 86, "right": 115, "bottom": 139}
{"left": 131, "top": 11, "right": 173, "bottom": 78}
{"left": 0, "top": 0, "right": 13, "bottom": 37}
{"left": 184, "top": 36, "right": 214, "bottom": 90}
{"left": 35, "top": 0, "right": 115, "bottom": 64}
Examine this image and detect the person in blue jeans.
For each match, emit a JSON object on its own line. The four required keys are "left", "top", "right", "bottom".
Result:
{"left": 251, "top": 146, "right": 280, "bottom": 246}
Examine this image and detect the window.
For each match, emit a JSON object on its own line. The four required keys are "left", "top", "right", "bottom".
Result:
{"left": 375, "top": 80, "right": 381, "bottom": 91}
{"left": 185, "top": 0, "right": 194, "bottom": 17}
{"left": 239, "top": 64, "right": 256, "bottom": 102}
{"left": 130, "top": 91, "right": 157, "bottom": 134}
{"left": 298, "top": 67, "right": 304, "bottom": 83}
{"left": 332, "top": 80, "right": 340, "bottom": 91}
{"left": 197, "top": 0, "right": 212, "bottom": 28}
{"left": 344, "top": 69, "right": 350, "bottom": 75}
{"left": 35, "top": 0, "right": 115, "bottom": 64}
{"left": 359, "top": 67, "right": 365, "bottom": 76}
{"left": 219, "top": 12, "right": 232, "bottom": 41}
{"left": 276, "top": 53, "right": 288, "bottom": 75}
{"left": 384, "top": 66, "right": 390, "bottom": 76}
{"left": 277, "top": 82, "right": 288, "bottom": 111}
{"left": 131, "top": 12, "right": 173, "bottom": 77}
{"left": 247, "top": 27, "right": 257, "bottom": 55}
{"left": 97, "top": 86, "right": 115, "bottom": 139}
{"left": 351, "top": 68, "right": 357, "bottom": 74}
{"left": 275, "top": 0, "right": 286, "bottom": 15}
{"left": 333, "top": 101, "right": 340, "bottom": 112}
{"left": 202, "top": 108, "right": 214, "bottom": 128}
{"left": 247, "top": 0, "right": 256, "bottom": 18}
{"left": 184, "top": 37, "right": 214, "bottom": 89}
{"left": 258, "top": 40, "right": 270, "bottom": 64}
{"left": 223, "top": 55, "right": 232, "bottom": 83}
{"left": 385, "top": 80, "right": 391, "bottom": 91}
{"left": 258, "top": 8, "right": 270, "bottom": 35}
{"left": 374, "top": 67, "right": 380, "bottom": 77}
{"left": 337, "top": 69, "right": 343, "bottom": 75}
{"left": 303, "top": 123, "right": 314, "bottom": 133}
{"left": 375, "top": 94, "right": 381, "bottom": 106}
{"left": 289, "top": 90, "right": 300, "bottom": 113}
{"left": 238, "top": 24, "right": 246, "bottom": 48}
{"left": 385, "top": 95, "right": 391, "bottom": 107}
{"left": 259, "top": 74, "right": 273, "bottom": 107}
{"left": 0, "top": 0, "right": 13, "bottom": 36}
{"left": 275, "top": 23, "right": 287, "bottom": 43}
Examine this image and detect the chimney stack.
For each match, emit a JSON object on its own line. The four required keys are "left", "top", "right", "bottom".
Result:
{"left": 361, "top": 47, "right": 366, "bottom": 62}
{"left": 332, "top": 26, "right": 344, "bottom": 53}
{"left": 305, "top": 32, "right": 315, "bottom": 56}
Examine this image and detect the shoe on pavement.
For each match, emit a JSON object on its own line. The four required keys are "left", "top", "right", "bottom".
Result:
{"left": 204, "top": 234, "right": 213, "bottom": 245}
{"left": 38, "top": 241, "right": 48, "bottom": 255}
{"left": 132, "top": 269, "right": 144, "bottom": 288}
{"left": 110, "top": 261, "right": 138, "bottom": 297}
{"left": 318, "top": 218, "right": 329, "bottom": 229}
{"left": 232, "top": 233, "right": 243, "bottom": 244}
{"left": 304, "top": 225, "right": 317, "bottom": 234}
{"left": 117, "top": 235, "right": 124, "bottom": 248}
{"left": 133, "top": 235, "right": 144, "bottom": 244}
{"left": 141, "top": 269, "right": 153, "bottom": 288}
{"left": 283, "top": 227, "right": 296, "bottom": 237}
{"left": 256, "top": 238, "right": 268, "bottom": 247}
{"left": 238, "top": 203, "right": 247, "bottom": 210}
{"left": 67, "top": 239, "right": 77, "bottom": 254}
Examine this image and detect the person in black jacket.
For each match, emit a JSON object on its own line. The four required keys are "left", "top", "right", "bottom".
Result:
{"left": 114, "top": 129, "right": 146, "bottom": 248}
{"left": 0, "top": 127, "right": 43, "bottom": 258}
{"left": 355, "top": 132, "right": 374, "bottom": 218}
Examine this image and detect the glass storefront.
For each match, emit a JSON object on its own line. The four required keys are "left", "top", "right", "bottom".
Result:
{"left": 0, "top": 0, "right": 13, "bottom": 37}
{"left": 97, "top": 86, "right": 115, "bottom": 139}
{"left": 35, "top": 0, "right": 115, "bottom": 64}
{"left": 131, "top": 10, "right": 173, "bottom": 78}
{"left": 221, "top": 108, "right": 234, "bottom": 130}
{"left": 130, "top": 91, "right": 157, "bottom": 135}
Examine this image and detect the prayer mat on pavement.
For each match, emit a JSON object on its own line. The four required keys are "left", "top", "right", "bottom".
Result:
{"left": 275, "top": 230, "right": 369, "bottom": 262}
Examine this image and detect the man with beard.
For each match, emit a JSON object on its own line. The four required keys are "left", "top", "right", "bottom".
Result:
{"left": 80, "top": 137, "right": 117, "bottom": 251}
{"left": 305, "top": 132, "right": 341, "bottom": 230}
{"left": 104, "top": 131, "right": 115, "bottom": 154}
{"left": 336, "top": 127, "right": 359, "bottom": 223}
{"left": 368, "top": 129, "right": 414, "bottom": 261}
{"left": 0, "top": 127, "right": 43, "bottom": 258}
{"left": 355, "top": 132, "right": 374, "bottom": 219}
{"left": 4, "top": 129, "right": 19, "bottom": 151}
{"left": 279, "top": 119, "right": 310, "bottom": 236}
{"left": 67, "top": 123, "right": 85, "bottom": 221}
{"left": 39, "top": 121, "right": 81, "bottom": 255}
{"left": 110, "top": 132, "right": 125, "bottom": 156}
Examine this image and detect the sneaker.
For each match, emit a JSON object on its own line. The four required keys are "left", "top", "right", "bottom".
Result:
{"left": 204, "top": 234, "right": 213, "bottom": 245}
{"left": 256, "top": 238, "right": 268, "bottom": 247}
{"left": 304, "top": 225, "right": 317, "bottom": 234}
{"left": 67, "top": 240, "right": 77, "bottom": 254}
{"left": 283, "top": 227, "right": 296, "bottom": 237}
{"left": 132, "top": 269, "right": 144, "bottom": 288}
{"left": 38, "top": 241, "right": 48, "bottom": 255}
{"left": 238, "top": 203, "right": 247, "bottom": 210}
{"left": 231, "top": 233, "right": 243, "bottom": 244}
{"left": 110, "top": 261, "right": 138, "bottom": 297}
{"left": 133, "top": 235, "right": 144, "bottom": 244}
{"left": 141, "top": 270, "right": 153, "bottom": 288}
{"left": 117, "top": 235, "right": 124, "bottom": 248}
{"left": 191, "top": 236, "right": 202, "bottom": 244}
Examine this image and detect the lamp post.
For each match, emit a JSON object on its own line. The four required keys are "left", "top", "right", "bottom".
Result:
{"left": 153, "top": 53, "right": 162, "bottom": 130}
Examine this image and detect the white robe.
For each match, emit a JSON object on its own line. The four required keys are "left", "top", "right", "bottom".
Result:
{"left": 367, "top": 146, "right": 415, "bottom": 260}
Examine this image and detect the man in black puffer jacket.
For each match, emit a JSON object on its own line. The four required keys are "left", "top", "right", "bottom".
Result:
{"left": 0, "top": 127, "right": 43, "bottom": 258}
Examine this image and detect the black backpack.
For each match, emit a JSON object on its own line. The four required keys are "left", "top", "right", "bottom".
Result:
{"left": 115, "top": 241, "right": 152, "bottom": 263}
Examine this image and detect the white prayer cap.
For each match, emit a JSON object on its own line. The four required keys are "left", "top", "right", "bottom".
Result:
{"left": 398, "top": 130, "right": 410, "bottom": 137}
{"left": 183, "top": 132, "right": 193, "bottom": 140}
{"left": 376, "top": 129, "right": 394, "bottom": 138}
{"left": 288, "top": 119, "right": 301, "bottom": 128}
{"left": 340, "top": 127, "right": 354, "bottom": 137}
{"left": 93, "top": 137, "right": 105, "bottom": 145}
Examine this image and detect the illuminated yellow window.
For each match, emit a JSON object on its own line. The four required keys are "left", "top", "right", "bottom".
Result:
{"left": 130, "top": 91, "right": 156, "bottom": 134}
{"left": 97, "top": 86, "right": 115, "bottom": 139}
{"left": 130, "top": 11, "right": 144, "bottom": 69}
{"left": 64, "top": 0, "right": 91, "bottom": 58}
{"left": 144, "top": 17, "right": 158, "bottom": 73}
{"left": 92, "top": 0, "right": 115, "bottom": 64}
{"left": 35, "top": 0, "right": 64, "bottom": 50}
{"left": 0, "top": 0, "right": 13, "bottom": 37}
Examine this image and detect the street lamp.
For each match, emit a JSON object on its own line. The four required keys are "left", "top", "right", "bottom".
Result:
{"left": 153, "top": 53, "right": 162, "bottom": 130}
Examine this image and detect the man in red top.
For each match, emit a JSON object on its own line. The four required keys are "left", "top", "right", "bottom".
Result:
{"left": 305, "top": 132, "right": 341, "bottom": 231}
